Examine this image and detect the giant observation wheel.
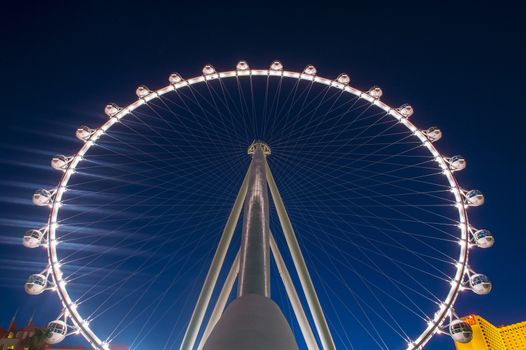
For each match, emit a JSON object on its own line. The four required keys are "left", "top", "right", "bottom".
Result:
{"left": 24, "top": 61, "right": 494, "bottom": 350}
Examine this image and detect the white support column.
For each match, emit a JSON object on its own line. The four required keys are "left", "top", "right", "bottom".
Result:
{"left": 197, "top": 252, "right": 240, "bottom": 350}
{"left": 269, "top": 232, "right": 320, "bottom": 350}
{"left": 238, "top": 145, "right": 271, "bottom": 297}
{"left": 265, "top": 162, "right": 336, "bottom": 350}
{"left": 179, "top": 167, "right": 251, "bottom": 350}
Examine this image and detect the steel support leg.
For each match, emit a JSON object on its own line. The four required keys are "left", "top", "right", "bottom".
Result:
{"left": 179, "top": 168, "right": 251, "bottom": 350}
{"left": 197, "top": 252, "right": 240, "bottom": 350}
{"left": 265, "top": 162, "right": 336, "bottom": 350}
{"left": 270, "top": 232, "right": 320, "bottom": 350}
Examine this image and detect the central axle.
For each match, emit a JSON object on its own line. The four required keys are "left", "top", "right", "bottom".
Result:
{"left": 238, "top": 141, "right": 272, "bottom": 297}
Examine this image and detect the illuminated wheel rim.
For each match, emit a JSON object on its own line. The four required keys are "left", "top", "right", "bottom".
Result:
{"left": 40, "top": 64, "right": 474, "bottom": 350}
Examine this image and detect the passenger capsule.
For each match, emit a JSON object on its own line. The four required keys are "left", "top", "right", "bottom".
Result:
{"left": 303, "top": 65, "right": 317, "bottom": 75}
{"left": 465, "top": 190, "right": 485, "bottom": 206}
{"left": 474, "top": 229, "right": 495, "bottom": 248}
{"left": 336, "top": 73, "right": 350, "bottom": 85}
{"left": 449, "top": 319, "right": 473, "bottom": 343}
{"left": 423, "top": 127, "right": 442, "bottom": 142}
{"left": 236, "top": 61, "right": 249, "bottom": 71}
{"left": 397, "top": 104, "right": 414, "bottom": 118}
{"left": 104, "top": 103, "right": 122, "bottom": 117}
{"left": 202, "top": 65, "right": 216, "bottom": 75}
{"left": 51, "top": 155, "right": 72, "bottom": 171}
{"left": 469, "top": 274, "right": 492, "bottom": 295}
{"left": 168, "top": 73, "right": 183, "bottom": 84}
{"left": 270, "top": 61, "right": 284, "bottom": 71}
{"left": 136, "top": 85, "right": 152, "bottom": 98}
{"left": 367, "top": 86, "right": 383, "bottom": 99}
{"left": 23, "top": 229, "right": 44, "bottom": 248}
{"left": 448, "top": 155, "right": 466, "bottom": 172}
{"left": 76, "top": 126, "right": 95, "bottom": 142}
{"left": 25, "top": 274, "right": 47, "bottom": 295}
{"left": 46, "top": 320, "right": 68, "bottom": 344}
{"left": 33, "top": 189, "right": 55, "bottom": 206}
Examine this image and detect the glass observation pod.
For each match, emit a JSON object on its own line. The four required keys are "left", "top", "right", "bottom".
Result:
{"left": 76, "top": 126, "right": 96, "bottom": 142}
{"left": 448, "top": 155, "right": 467, "bottom": 172}
{"left": 469, "top": 274, "right": 492, "bottom": 295}
{"left": 367, "top": 86, "right": 383, "bottom": 99}
{"left": 136, "top": 85, "right": 152, "bottom": 98}
{"left": 236, "top": 61, "right": 249, "bottom": 71}
{"left": 423, "top": 127, "right": 442, "bottom": 142}
{"left": 169, "top": 72, "right": 183, "bottom": 84}
{"left": 104, "top": 103, "right": 122, "bottom": 118}
{"left": 51, "top": 155, "right": 72, "bottom": 171}
{"left": 397, "top": 104, "right": 414, "bottom": 118}
{"left": 46, "top": 320, "right": 68, "bottom": 344}
{"left": 25, "top": 274, "right": 47, "bottom": 295}
{"left": 474, "top": 229, "right": 495, "bottom": 248}
{"left": 449, "top": 319, "right": 473, "bottom": 343}
{"left": 336, "top": 73, "right": 351, "bottom": 85}
{"left": 202, "top": 65, "right": 216, "bottom": 75}
{"left": 23, "top": 228, "right": 44, "bottom": 248}
{"left": 270, "top": 61, "right": 284, "bottom": 71}
{"left": 303, "top": 65, "right": 317, "bottom": 75}
{"left": 464, "top": 190, "right": 485, "bottom": 206}
{"left": 32, "top": 189, "right": 55, "bottom": 206}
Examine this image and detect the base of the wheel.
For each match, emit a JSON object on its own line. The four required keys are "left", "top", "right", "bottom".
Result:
{"left": 202, "top": 294, "right": 298, "bottom": 350}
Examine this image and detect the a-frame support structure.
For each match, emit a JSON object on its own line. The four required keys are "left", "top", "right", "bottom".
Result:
{"left": 179, "top": 142, "right": 336, "bottom": 350}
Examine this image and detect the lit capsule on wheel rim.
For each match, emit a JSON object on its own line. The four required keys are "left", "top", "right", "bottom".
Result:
{"left": 449, "top": 319, "right": 473, "bottom": 343}
{"left": 32, "top": 189, "right": 55, "bottom": 206}
{"left": 51, "top": 155, "right": 72, "bottom": 171}
{"left": 397, "top": 104, "right": 414, "bottom": 118}
{"left": 469, "top": 273, "right": 492, "bottom": 295}
{"left": 104, "top": 103, "right": 122, "bottom": 118}
{"left": 465, "top": 190, "right": 485, "bottom": 207}
{"left": 236, "top": 61, "right": 249, "bottom": 71}
{"left": 474, "top": 229, "right": 494, "bottom": 248}
{"left": 336, "top": 73, "right": 350, "bottom": 85}
{"left": 25, "top": 273, "right": 48, "bottom": 295}
{"left": 423, "top": 127, "right": 442, "bottom": 142}
{"left": 303, "top": 65, "right": 317, "bottom": 75}
{"left": 367, "top": 86, "right": 383, "bottom": 99}
{"left": 202, "top": 65, "right": 216, "bottom": 76}
{"left": 448, "top": 155, "right": 466, "bottom": 172}
{"left": 76, "top": 126, "right": 95, "bottom": 142}
{"left": 23, "top": 229, "right": 44, "bottom": 248}
{"left": 270, "top": 61, "right": 284, "bottom": 71}
{"left": 168, "top": 72, "right": 183, "bottom": 84}
{"left": 46, "top": 320, "right": 68, "bottom": 344}
{"left": 136, "top": 85, "right": 152, "bottom": 98}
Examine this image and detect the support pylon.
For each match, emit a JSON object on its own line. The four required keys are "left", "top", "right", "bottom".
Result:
{"left": 182, "top": 142, "right": 334, "bottom": 350}
{"left": 238, "top": 142, "right": 271, "bottom": 297}
{"left": 203, "top": 141, "right": 297, "bottom": 350}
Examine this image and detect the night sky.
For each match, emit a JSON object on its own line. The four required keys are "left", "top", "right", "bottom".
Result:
{"left": 1, "top": 1, "right": 525, "bottom": 349}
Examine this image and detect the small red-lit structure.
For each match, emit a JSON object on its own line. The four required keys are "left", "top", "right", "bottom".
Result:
{"left": 0, "top": 315, "right": 129, "bottom": 350}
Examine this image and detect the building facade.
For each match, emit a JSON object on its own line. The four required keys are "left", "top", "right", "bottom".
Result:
{"left": 0, "top": 318, "right": 40, "bottom": 350}
{"left": 455, "top": 314, "right": 526, "bottom": 350}
{"left": 0, "top": 318, "right": 128, "bottom": 350}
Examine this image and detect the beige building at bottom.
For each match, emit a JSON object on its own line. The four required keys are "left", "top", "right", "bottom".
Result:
{"left": 454, "top": 314, "right": 526, "bottom": 350}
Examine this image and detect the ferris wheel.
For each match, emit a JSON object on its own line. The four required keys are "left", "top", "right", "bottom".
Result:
{"left": 23, "top": 61, "right": 494, "bottom": 350}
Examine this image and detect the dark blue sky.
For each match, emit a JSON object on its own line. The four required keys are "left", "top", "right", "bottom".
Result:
{"left": 1, "top": 1, "right": 525, "bottom": 349}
